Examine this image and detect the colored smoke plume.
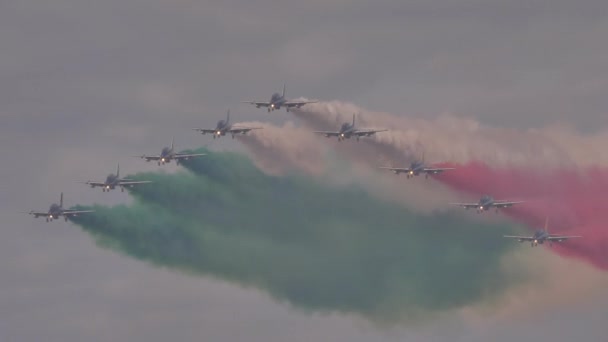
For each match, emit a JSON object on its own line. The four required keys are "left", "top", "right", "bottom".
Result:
{"left": 294, "top": 101, "right": 608, "bottom": 168}
{"left": 235, "top": 121, "right": 328, "bottom": 176}
{"left": 234, "top": 122, "right": 468, "bottom": 214}
{"left": 435, "top": 162, "right": 608, "bottom": 270}
{"left": 69, "top": 148, "right": 525, "bottom": 321}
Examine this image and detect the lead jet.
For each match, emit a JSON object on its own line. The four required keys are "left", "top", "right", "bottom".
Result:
{"left": 242, "top": 84, "right": 317, "bottom": 112}
{"left": 379, "top": 154, "right": 454, "bottom": 179}
{"left": 193, "top": 110, "right": 262, "bottom": 139}
{"left": 84, "top": 163, "right": 152, "bottom": 192}
{"left": 451, "top": 195, "right": 524, "bottom": 213}
{"left": 138, "top": 138, "right": 206, "bottom": 166}
{"left": 28, "top": 193, "right": 93, "bottom": 222}
{"left": 314, "top": 113, "right": 388, "bottom": 141}
{"left": 504, "top": 217, "right": 581, "bottom": 247}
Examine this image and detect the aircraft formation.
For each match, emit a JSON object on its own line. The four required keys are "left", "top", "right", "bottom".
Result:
{"left": 28, "top": 84, "right": 582, "bottom": 247}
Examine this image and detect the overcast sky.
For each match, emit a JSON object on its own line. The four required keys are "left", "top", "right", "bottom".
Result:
{"left": 2, "top": 1, "right": 608, "bottom": 341}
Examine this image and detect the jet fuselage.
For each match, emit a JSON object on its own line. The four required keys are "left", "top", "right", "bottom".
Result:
{"left": 160, "top": 147, "right": 174, "bottom": 162}
{"left": 269, "top": 93, "right": 286, "bottom": 109}
{"left": 214, "top": 119, "right": 231, "bottom": 136}
{"left": 48, "top": 204, "right": 63, "bottom": 219}
{"left": 477, "top": 195, "right": 495, "bottom": 211}
{"left": 338, "top": 122, "right": 356, "bottom": 139}
{"left": 103, "top": 174, "right": 120, "bottom": 189}
{"left": 409, "top": 161, "right": 425, "bottom": 175}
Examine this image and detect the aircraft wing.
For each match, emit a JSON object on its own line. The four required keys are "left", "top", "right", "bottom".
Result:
{"left": 378, "top": 166, "right": 413, "bottom": 174}
{"left": 139, "top": 155, "right": 162, "bottom": 161}
{"left": 493, "top": 201, "right": 524, "bottom": 208}
{"left": 422, "top": 167, "right": 455, "bottom": 174}
{"left": 229, "top": 127, "right": 263, "bottom": 134}
{"left": 450, "top": 202, "right": 480, "bottom": 209}
{"left": 28, "top": 211, "right": 49, "bottom": 218}
{"left": 118, "top": 180, "right": 153, "bottom": 186}
{"left": 242, "top": 101, "right": 271, "bottom": 108}
{"left": 503, "top": 235, "right": 535, "bottom": 241}
{"left": 62, "top": 209, "right": 94, "bottom": 217}
{"left": 284, "top": 100, "right": 318, "bottom": 108}
{"left": 193, "top": 128, "right": 218, "bottom": 135}
{"left": 353, "top": 129, "right": 388, "bottom": 137}
{"left": 546, "top": 235, "right": 582, "bottom": 241}
{"left": 84, "top": 181, "right": 106, "bottom": 188}
{"left": 173, "top": 153, "right": 207, "bottom": 160}
{"left": 314, "top": 131, "right": 342, "bottom": 137}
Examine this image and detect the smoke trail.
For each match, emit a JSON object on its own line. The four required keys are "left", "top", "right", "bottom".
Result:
{"left": 70, "top": 149, "right": 526, "bottom": 321}
{"left": 293, "top": 101, "right": 608, "bottom": 168}
{"left": 234, "top": 121, "right": 328, "bottom": 176}
{"left": 234, "top": 102, "right": 608, "bottom": 268}
{"left": 435, "top": 162, "right": 608, "bottom": 270}
{"left": 234, "top": 122, "right": 468, "bottom": 214}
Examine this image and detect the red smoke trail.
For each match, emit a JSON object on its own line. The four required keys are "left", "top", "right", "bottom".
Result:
{"left": 434, "top": 162, "right": 608, "bottom": 270}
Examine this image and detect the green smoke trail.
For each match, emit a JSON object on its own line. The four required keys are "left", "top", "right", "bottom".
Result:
{"left": 71, "top": 148, "right": 525, "bottom": 321}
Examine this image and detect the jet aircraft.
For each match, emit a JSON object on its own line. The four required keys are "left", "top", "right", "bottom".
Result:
{"left": 242, "top": 84, "right": 317, "bottom": 112}
{"left": 193, "top": 110, "right": 262, "bottom": 139}
{"left": 504, "top": 217, "right": 581, "bottom": 247}
{"left": 451, "top": 195, "right": 524, "bottom": 213}
{"left": 84, "top": 164, "right": 152, "bottom": 192}
{"left": 314, "top": 113, "right": 388, "bottom": 141}
{"left": 138, "top": 138, "right": 206, "bottom": 166}
{"left": 28, "top": 193, "right": 93, "bottom": 222}
{"left": 379, "top": 154, "right": 454, "bottom": 179}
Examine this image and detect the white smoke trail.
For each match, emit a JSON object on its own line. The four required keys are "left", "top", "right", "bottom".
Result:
{"left": 293, "top": 101, "right": 608, "bottom": 168}
{"left": 236, "top": 120, "right": 486, "bottom": 214}
{"left": 235, "top": 121, "right": 328, "bottom": 176}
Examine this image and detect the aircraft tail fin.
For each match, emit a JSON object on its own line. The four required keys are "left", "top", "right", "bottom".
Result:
{"left": 226, "top": 109, "right": 230, "bottom": 124}
{"left": 171, "top": 137, "right": 175, "bottom": 151}
{"left": 352, "top": 113, "right": 356, "bottom": 126}
{"left": 60, "top": 192, "right": 64, "bottom": 208}
{"left": 282, "top": 83, "right": 286, "bottom": 98}
{"left": 117, "top": 163, "right": 120, "bottom": 178}
{"left": 544, "top": 216, "right": 549, "bottom": 232}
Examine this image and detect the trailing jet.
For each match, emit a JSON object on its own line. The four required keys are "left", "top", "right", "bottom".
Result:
{"left": 451, "top": 195, "right": 524, "bottom": 213}
{"left": 379, "top": 154, "right": 454, "bottom": 179}
{"left": 138, "top": 137, "right": 206, "bottom": 166}
{"left": 242, "top": 84, "right": 317, "bottom": 112}
{"left": 28, "top": 193, "right": 93, "bottom": 222}
{"left": 504, "top": 217, "right": 581, "bottom": 247}
{"left": 84, "top": 163, "right": 152, "bottom": 192}
{"left": 193, "top": 110, "right": 262, "bottom": 139}
{"left": 314, "top": 113, "right": 388, "bottom": 141}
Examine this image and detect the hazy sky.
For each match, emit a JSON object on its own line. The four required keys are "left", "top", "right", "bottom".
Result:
{"left": 2, "top": 1, "right": 608, "bottom": 341}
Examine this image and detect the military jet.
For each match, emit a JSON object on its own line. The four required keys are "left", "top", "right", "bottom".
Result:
{"left": 379, "top": 154, "right": 454, "bottom": 179}
{"left": 242, "top": 84, "right": 317, "bottom": 112}
{"left": 28, "top": 193, "right": 93, "bottom": 222}
{"left": 84, "top": 163, "right": 152, "bottom": 192}
{"left": 138, "top": 137, "right": 206, "bottom": 166}
{"left": 451, "top": 195, "right": 524, "bottom": 213}
{"left": 193, "top": 110, "right": 262, "bottom": 139}
{"left": 504, "top": 217, "right": 581, "bottom": 247}
{"left": 314, "top": 113, "right": 388, "bottom": 141}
